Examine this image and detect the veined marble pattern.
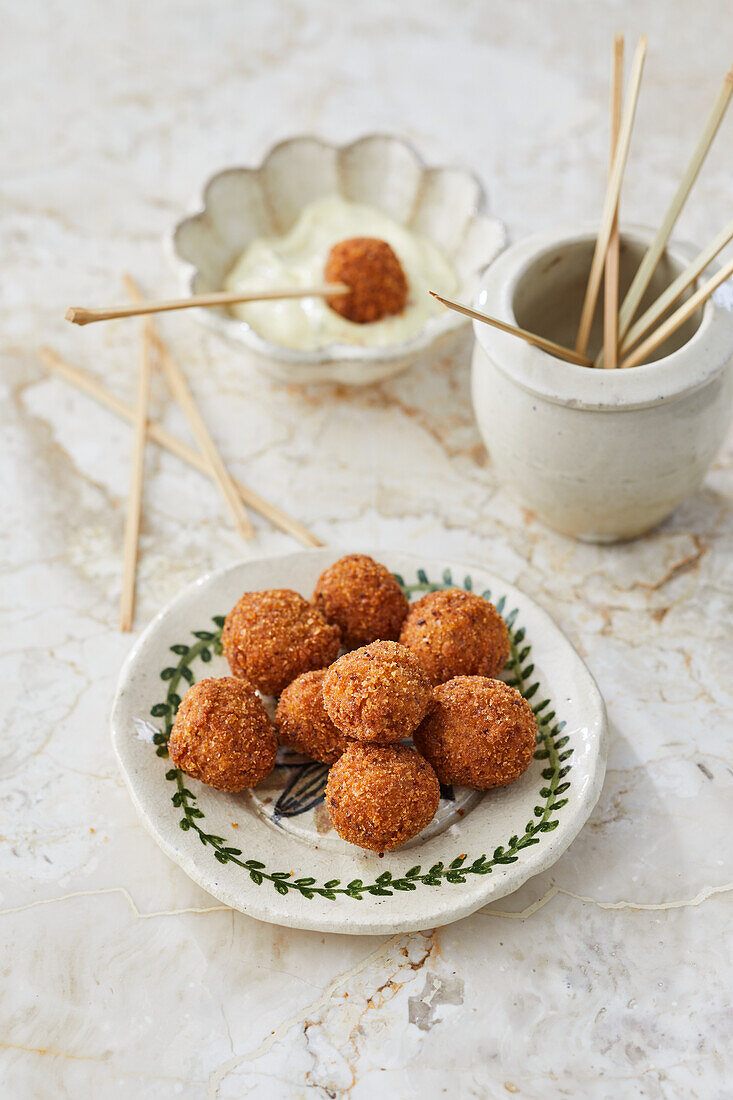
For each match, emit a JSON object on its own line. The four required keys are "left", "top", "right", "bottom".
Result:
{"left": 1, "top": 1, "right": 732, "bottom": 1097}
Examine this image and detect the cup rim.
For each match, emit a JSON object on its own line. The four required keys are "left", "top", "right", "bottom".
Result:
{"left": 473, "top": 223, "right": 732, "bottom": 411}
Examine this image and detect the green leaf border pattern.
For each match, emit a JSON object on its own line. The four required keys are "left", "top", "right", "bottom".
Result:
{"left": 150, "top": 572, "right": 573, "bottom": 901}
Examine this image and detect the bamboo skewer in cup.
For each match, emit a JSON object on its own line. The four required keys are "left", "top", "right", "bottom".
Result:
{"left": 119, "top": 321, "right": 154, "bottom": 632}
{"left": 596, "top": 64, "right": 733, "bottom": 367}
{"left": 603, "top": 35, "right": 625, "bottom": 370}
{"left": 575, "top": 35, "right": 647, "bottom": 358}
{"left": 620, "top": 218, "right": 733, "bottom": 356}
{"left": 123, "top": 275, "right": 253, "bottom": 541}
{"left": 430, "top": 292, "right": 593, "bottom": 367}
{"left": 38, "top": 348, "right": 323, "bottom": 548}
{"left": 65, "top": 284, "right": 350, "bottom": 326}
{"left": 618, "top": 253, "right": 733, "bottom": 369}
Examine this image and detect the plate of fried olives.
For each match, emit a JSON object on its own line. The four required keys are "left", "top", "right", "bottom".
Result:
{"left": 111, "top": 550, "right": 607, "bottom": 934}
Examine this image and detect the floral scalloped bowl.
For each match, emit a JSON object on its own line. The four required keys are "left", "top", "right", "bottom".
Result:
{"left": 111, "top": 549, "right": 608, "bottom": 935}
{"left": 169, "top": 135, "right": 505, "bottom": 385}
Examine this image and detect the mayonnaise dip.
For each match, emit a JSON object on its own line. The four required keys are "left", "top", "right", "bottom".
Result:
{"left": 224, "top": 196, "right": 458, "bottom": 350}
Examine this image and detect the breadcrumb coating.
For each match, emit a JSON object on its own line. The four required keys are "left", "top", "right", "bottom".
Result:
{"left": 413, "top": 676, "right": 536, "bottom": 790}
{"left": 399, "top": 588, "right": 510, "bottom": 685}
{"left": 223, "top": 588, "right": 340, "bottom": 697}
{"left": 313, "top": 554, "right": 409, "bottom": 648}
{"left": 275, "top": 668, "right": 351, "bottom": 765}
{"left": 168, "top": 677, "right": 277, "bottom": 791}
{"left": 326, "top": 743, "right": 440, "bottom": 851}
{"left": 325, "top": 237, "right": 408, "bottom": 323}
{"left": 323, "top": 640, "right": 433, "bottom": 743}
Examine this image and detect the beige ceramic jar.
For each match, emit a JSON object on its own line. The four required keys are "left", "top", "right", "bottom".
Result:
{"left": 471, "top": 225, "right": 733, "bottom": 541}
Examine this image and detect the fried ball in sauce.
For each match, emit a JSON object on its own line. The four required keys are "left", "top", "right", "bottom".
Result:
{"left": 323, "top": 640, "right": 433, "bottom": 744}
{"left": 168, "top": 677, "right": 277, "bottom": 791}
{"left": 399, "top": 587, "right": 510, "bottom": 685}
{"left": 326, "top": 743, "right": 440, "bottom": 851}
{"left": 325, "top": 237, "right": 408, "bottom": 323}
{"left": 313, "top": 554, "right": 409, "bottom": 649}
{"left": 223, "top": 588, "right": 340, "bottom": 697}
{"left": 275, "top": 669, "right": 351, "bottom": 765}
{"left": 413, "top": 676, "right": 536, "bottom": 790}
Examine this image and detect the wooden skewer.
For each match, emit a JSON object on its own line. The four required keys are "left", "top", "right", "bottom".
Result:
{"left": 119, "top": 321, "right": 154, "bottom": 632}
{"left": 607, "top": 64, "right": 733, "bottom": 363}
{"left": 575, "top": 35, "right": 647, "bottom": 357}
{"left": 65, "top": 284, "right": 350, "bottom": 326}
{"left": 603, "top": 35, "right": 625, "bottom": 369}
{"left": 620, "top": 217, "right": 733, "bottom": 355}
{"left": 124, "top": 275, "right": 253, "bottom": 541}
{"left": 38, "top": 347, "right": 324, "bottom": 548}
{"left": 619, "top": 253, "right": 733, "bottom": 369}
{"left": 431, "top": 292, "right": 593, "bottom": 367}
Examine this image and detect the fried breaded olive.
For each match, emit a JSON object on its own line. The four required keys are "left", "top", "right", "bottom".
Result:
{"left": 313, "top": 554, "right": 409, "bottom": 648}
{"left": 325, "top": 743, "right": 440, "bottom": 851}
{"left": 275, "top": 668, "right": 351, "bottom": 765}
{"left": 223, "top": 588, "right": 340, "bottom": 697}
{"left": 168, "top": 677, "right": 277, "bottom": 791}
{"left": 399, "top": 588, "right": 510, "bottom": 685}
{"left": 322, "top": 640, "right": 433, "bottom": 744}
{"left": 413, "top": 676, "right": 536, "bottom": 790}
{"left": 325, "top": 237, "right": 408, "bottom": 323}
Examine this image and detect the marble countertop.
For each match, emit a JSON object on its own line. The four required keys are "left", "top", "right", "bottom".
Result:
{"left": 2, "top": 1, "right": 732, "bottom": 1096}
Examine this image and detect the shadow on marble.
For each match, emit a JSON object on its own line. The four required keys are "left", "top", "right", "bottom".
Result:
{"left": 479, "top": 715, "right": 729, "bottom": 921}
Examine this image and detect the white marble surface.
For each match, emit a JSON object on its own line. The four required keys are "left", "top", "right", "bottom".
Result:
{"left": 2, "top": 2, "right": 732, "bottom": 1097}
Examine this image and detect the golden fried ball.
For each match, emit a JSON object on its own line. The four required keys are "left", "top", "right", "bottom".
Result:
{"left": 168, "top": 677, "right": 277, "bottom": 791}
{"left": 413, "top": 676, "right": 536, "bottom": 790}
{"left": 275, "top": 669, "right": 351, "bottom": 765}
{"left": 223, "top": 588, "right": 340, "bottom": 697}
{"left": 325, "top": 237, "right": 408, "bottom": 323}
{"left": 322, "top": 640, "right": 433, "bottom": 744}
{"left": 326, "top": 743, "right": 440, "bottom": 851}
{"left": 399, "top": 588, "right": 510, "bottom": 685}
{"left": 312, "top": 554, "right": 409, "bottom": 648}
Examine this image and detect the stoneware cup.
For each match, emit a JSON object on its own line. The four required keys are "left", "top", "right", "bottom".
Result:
{"left": 471, "top": 225, "right": 733, "bottom": 541}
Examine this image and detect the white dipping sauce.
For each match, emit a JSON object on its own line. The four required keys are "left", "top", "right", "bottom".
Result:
{"left": 224, "top": 196, "right": 458, "bottom": 350}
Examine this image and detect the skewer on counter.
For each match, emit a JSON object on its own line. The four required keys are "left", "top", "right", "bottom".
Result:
{"left": 603, "top": 35, "right": 625, "bottom": 370}
{"left": 124, "top": 275, "right": 253, "bottom": 542}
{"left": 430, "top": 292, "right": 593, "bottom": 367}
{"left": 119, "top": 319, "right": 153, "bottom": 632}
{"left": 37, "top": 348, "right": 323, "bottom": 548}
{"left": 575, "top": 34, "right": 647, "bottom": 358}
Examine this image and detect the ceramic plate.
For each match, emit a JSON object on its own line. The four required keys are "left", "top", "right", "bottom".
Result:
{"left": 111, "top": 550, "right": 607, "bottom": 934}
